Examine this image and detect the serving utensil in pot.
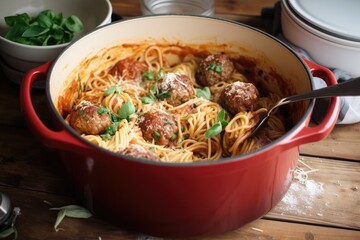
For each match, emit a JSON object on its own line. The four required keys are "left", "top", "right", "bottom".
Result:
{"left": 250, "top": 77, "right": 360, "bottom": 137}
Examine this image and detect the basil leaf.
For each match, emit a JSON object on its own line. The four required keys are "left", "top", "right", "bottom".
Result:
{"left": 205, "top": 122, "right": 222, "bottom": 139}
{"left": 4, "top": 11, "right": 83, "bottom": 46}
{"left": 218, "top": 109, "right": 225, "bottom": 121}
{"left": 104, "top": 85, "right": 122, "bottom": 96}
{"left": 215, "top": 65, "right": 222, "bottom": 73}
{"left": 195, "top": 87, "right": 211, "bottom": 100}
{"left": 5, "top": 13, "right": 31, "bottom": 26}
{"left": 64, "top": 15, "right": 84, "bottom": 33}
{"left": 118, "top": 101, "right": 135, "bottom": 120}
{"left": 97, "top": 106, "right": 110, "bottom": 115}
{"left": 218, "top": 109, "right": 228, "bottom": 127}
{"left": 142, "top": 70, "right": 154, "bottom": 80}
{"left": 4, "top": 23, "right": 28, "bottom": 40}
{"left": 170, "top": 133, "right": 177, "bottom": 141}
{"left": 141, "top": 96, "right": 155, "bottom": 104}
{"left": 37, "top": 13, "right": 52, "bottom": 28}
{"left": 22, "top": 25, "right": 49, "bottom": 37}
{"left": 157, "top": 90, "right": 171, "bottom": 100}
{"left": 153, "top": 131, "right": 161, "bottom": 141}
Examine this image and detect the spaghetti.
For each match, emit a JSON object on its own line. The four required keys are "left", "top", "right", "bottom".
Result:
{"left": 58, "top": 43, "right": 288, "bottom": 163}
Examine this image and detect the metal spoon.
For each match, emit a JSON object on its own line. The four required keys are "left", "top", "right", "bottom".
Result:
{"left": 250, "top": 76, "right": 360, "bottom": 137}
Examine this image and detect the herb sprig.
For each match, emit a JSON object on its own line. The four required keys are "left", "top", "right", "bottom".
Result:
{"left": 97, "top": 101, "right": 136, "bottom": 140}
{"left": 4, "top": 10, "right": 84, "bottom": 46}
{"left": 195, "top": 86, "right": 211, "bottom": 100}
{"left": 205, "top": 110, "right": 228, "bottom": 139}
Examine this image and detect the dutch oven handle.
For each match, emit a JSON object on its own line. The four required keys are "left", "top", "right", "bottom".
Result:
{"left": 281, "top": 58, "right": 341, "bottom": 147}
{"left": 20, "top": 62, "right": 93, "bottom": 154}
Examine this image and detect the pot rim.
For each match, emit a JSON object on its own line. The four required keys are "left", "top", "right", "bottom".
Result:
{"left": 45, "top": 14, "right": 315, "bottom": 167}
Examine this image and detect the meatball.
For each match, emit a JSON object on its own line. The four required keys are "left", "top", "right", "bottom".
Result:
{"left": 220, "top": 81, "right": 259, "bottom": 115}
{"left": 118, "top": 144, "right": 160, "bottom": 161}
{"left": 158, "top": 73, "right": 195, "bottom": 106}
{"left": 138, "top": 111, "right": 178, "bottom": 146}
{"left": 196, "top": 54, "right": 234, "bottom": 86}
{"left": 68, "top": 100, "right": 111, "bottom": 135}
{"left": 110, "top": 58, "right": 148, "bottom": 79}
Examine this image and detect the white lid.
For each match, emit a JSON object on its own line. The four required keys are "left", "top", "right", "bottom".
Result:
{"left": 287, "top": 0, "right": 360, "bottom": 41}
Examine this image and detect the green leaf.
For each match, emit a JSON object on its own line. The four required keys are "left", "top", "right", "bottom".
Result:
{"left": 170, "top": 133, "right": 177, "bottom": 141}
{"left": 50, "top": 205, "right": 92, "bottom": 232}
{"left": 37, "top": 13, "right": 52, "bottom": 28}
{"left": 53, "top": 209, "right": 66, "bottom": 232}
{"left": 4, "top": 13, "right": 31, "bottom": 27}
{"left": 104, "top": 85, "right": 122, "bottom": 96}
{"left": 142, "top": 70, "right": 154, "bottom": 80}
{"left": 64, "top": 15, "right": 84, "bottom": 33}
{"left": 153, "top": 131, "right": 161, "bottom": 141}
{"left": 118, "top": 101, "right": 135, "bottom": 120}
{"left": 4, "top": 23, "right": 29, "bottom": 41}
{"left": 218, "top": 109, "right": 228, "bottom": 127}
{"left": 215, "top": 65, "right": 222, "bottom": 73}
{"left": 4, "top": 11, "right": 83, "bottom": 46}
{"left": 195, "top": 87, "right": 211, "bottom": 100}
{"left": 157, "top": 90, "right": 171, "bottom": 100}
{"left": 141, "top": 96, "right": 155, "bottom": 104}
{"left": 22, "top": 25, "right": 49, "bottom": 37}
{"left": 97, "top": 106, "right": 110, "bottom": 115}
{"left": 0, "top": 226, "right": 17, "bottom": 239}
{"left": 205, "top": 122, "right": 222, "bottom": 139}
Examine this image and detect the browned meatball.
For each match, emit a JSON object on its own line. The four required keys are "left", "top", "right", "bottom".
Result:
{"left": 219, "top": 81, "right": 259, "bottom": 115}
{"left": 118, "top": 144, "right": 160, "bottom": 161}
{"left": 196, "top": 54, "right": 234, "bottom": 86}
{"left": 138, "top": 111, "right": 178, "bottom": 146}
{"left": 68, "top": 100, "right": 111, "bottom": 135}
{"left": 158, "top": 73, "right": 195, "bottom": 106}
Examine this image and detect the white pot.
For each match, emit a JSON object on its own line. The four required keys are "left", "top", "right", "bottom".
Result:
{"left": 281, "top": 0, "right": 360, "bottom": 77}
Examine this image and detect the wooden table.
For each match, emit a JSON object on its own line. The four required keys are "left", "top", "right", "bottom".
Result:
{"left": 0, "top": 1, "right": 359, "bottom": 239}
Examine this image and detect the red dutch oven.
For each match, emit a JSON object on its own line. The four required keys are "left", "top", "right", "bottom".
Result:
{"left": 20, "top": 16, "right": 340, "bottom": 238}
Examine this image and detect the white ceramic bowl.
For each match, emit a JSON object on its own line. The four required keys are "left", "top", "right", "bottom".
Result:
{"left": 0, "top": 0, "right": 112, "bottom": 78}
{"left": 281, "top": 0, "right": 360, "bottom": 77}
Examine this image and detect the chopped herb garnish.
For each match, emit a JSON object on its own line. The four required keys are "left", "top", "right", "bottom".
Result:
{"left": 157, "top": 90, "right": 171, "bottom": 100}
{"left": 214, "top": 65, "right": 222, "bottom": 73}
{"left": 170, "top": 133, "right": 177, "bottom": 141}
{"left": 104, "top": 85, "right": 122, "bottom": 96}
{"left": 97, "top": 106, "right": 110, "bottom": 115}
{"left": 208, "top": 62, "right": 222, "bottom": 73}
{"left": 195, "top": 87, "right": 211, "bottom": 100}
{"left": 141, "top": 96, "right": 155, "bottom": 104}
{"left": 157, "top": 68, "right": 164, "bottom": 79}
{"left": 153, "top": 131, "right": 161, "bottom": 141}
{"left": 99, "top": 103, "right": 136, "bottom": 141}
{"left": 142, "top": 70, "right": 155, "bottom": 80}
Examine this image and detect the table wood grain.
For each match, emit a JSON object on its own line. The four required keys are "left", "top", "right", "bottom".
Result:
{"left": 0, "top": 1, "right": 359, "bottom": 239}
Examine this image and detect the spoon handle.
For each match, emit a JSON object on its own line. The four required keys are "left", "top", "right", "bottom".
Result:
{"left": 281, "top": 76, "right": 360, "bottom": 105}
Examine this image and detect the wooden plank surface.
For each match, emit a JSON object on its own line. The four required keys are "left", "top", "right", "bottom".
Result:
{"left": 268, "top": 156, "right": 360, "bottom": 230}
{"left": 300, "top": 123, "right": 360, "bottom": 161}
{"left": 1, "top": 185, "right": 360, "bottom": 240}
